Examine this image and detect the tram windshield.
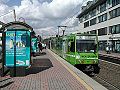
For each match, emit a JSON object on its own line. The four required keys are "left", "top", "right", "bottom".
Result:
{"left": 76, "top": 40, "right": 97, "bottom": 53}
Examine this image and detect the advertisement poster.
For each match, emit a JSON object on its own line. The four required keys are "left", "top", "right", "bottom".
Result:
{"left": 5, "top": 30, "right": 30, "bottom": 67}
{"left": 31, "top": 38, "right": 38, "bottom": 53}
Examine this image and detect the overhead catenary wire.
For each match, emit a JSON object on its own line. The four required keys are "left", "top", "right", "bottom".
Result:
{"left": 0, "top": 10, "right": 13, "bottom": 18}
{"left": 63, "top": 0, "right": 88, "bottom": 26}
{"left": 58, "top": 0, "right": 88, "bottom": 35}
{"left": 0, "top": 4, "right": 31, "bottom": 22}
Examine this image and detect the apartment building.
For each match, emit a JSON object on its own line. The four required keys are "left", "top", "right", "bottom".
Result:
{"left": 77, "top": 0, "right": 120, "bottom": 52}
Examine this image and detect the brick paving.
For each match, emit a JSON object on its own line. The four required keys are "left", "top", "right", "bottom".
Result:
{"left": 0, "top": 50, "right": 87, "bottom": 90}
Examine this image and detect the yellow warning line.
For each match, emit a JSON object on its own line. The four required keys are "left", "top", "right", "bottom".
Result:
{"left": 48, "top": 49, "right": 93, "bottom": 90}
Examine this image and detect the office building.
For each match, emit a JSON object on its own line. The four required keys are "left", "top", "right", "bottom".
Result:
{"left": 77, "top": 0, "right": 120, "bottom": 52}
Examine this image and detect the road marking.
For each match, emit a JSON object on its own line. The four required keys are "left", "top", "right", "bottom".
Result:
{"left": 99, "top": 59, "right": 120, "bottom": 66}
{"left": 48, "top": 49, "right": 93, "bottom": 90}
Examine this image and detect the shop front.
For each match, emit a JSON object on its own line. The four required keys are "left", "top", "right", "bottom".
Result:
{"left": 98, "top": 40, "right": 107, "bottom": 51}
{"left": 109, "top": 36, "right": 120, "bottom": 53}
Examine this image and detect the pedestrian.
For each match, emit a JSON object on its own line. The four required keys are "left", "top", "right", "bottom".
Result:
{"left": 38, "top": 42, "right": 42, "bottom": 53}
{"left": 106, "top": 45, "right": 109, "bottom": 54}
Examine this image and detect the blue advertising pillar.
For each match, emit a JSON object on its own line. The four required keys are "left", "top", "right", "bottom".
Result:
{"left": 1, "top": 21, "right": 33, "bottom": 77}
{"left": 31, "top": 37, "right": 38, "bottom": 56}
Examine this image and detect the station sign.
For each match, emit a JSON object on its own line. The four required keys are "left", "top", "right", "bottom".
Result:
{"left": 5, "top": 30, "right": 30, "bottom": 67}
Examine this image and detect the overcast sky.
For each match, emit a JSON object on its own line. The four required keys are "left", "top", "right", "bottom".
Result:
{"left": 0, "top": 0, "right": 90, "bottom": 38}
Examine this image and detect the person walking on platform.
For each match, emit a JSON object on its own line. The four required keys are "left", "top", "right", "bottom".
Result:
{"left": 106, "top": 45, "right": 110, "bottom": 54}
{"left": 38, "top": 42, "right": 42, "bottom": 53}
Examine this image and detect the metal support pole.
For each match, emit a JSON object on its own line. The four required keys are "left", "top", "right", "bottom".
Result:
{"left": 13, "top": 9, "right": 16, "bottom": 21}
{"left": 58, "top": 26, "right": 59, "bottom": 37}
{"left": 14, "top": 30, "right": 16, "bottom": 77}
{"left": 62, "top": 30, "right": 65, "bottom": 36}
{"left": 58, "top": 26, "right": 67, "bottom": 36}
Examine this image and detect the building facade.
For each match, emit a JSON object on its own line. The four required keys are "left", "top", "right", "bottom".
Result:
{"left": 77, "top": 0, "right": 120, "bottom": 53}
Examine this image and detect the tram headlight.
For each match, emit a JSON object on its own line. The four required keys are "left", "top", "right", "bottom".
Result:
{"left": 78, "top": 60, "right": 84, "bottom": 64}
{"left": 78, "top": 60, "right": 81, "bottom": 63}
{"left": 81, "top": 60, "right": 84, "bottom": 64}
{"left": 93, "top": 60, "right": 97, "bottom": 64}
{"left": 76, "top": 55, "right": 80, "bottom": 59}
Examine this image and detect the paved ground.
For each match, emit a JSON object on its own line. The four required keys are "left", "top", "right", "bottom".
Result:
{"left": 0, "top": 49, "right": 87, "bottom": 90}
{"left": 92, "top": 60, "right": 120, "bottom": 90}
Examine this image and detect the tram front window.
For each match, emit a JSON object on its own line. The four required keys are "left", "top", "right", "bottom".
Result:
{"left": 76, "top": 40, "right": 96, "bottom": 53}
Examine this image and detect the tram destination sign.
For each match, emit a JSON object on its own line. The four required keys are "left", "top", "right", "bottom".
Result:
{"left": 76, "top": 36, "right": 96, "bottom": 40}
{"left": 5, "top": 30, "right": 30, "bottom": 67}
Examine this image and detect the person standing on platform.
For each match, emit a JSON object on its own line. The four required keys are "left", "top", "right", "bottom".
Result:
{"left": 38, "top": 42, "right": 42, "bottom": 53}
{"left": 106, "top": 45, "right": 110, "bottom": 54}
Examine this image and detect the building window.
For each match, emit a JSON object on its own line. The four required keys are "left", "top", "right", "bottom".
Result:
{"left": 98, "top": 13, "right": 107, "bottom": 23}
{"left": 109, "top": 24, "right": 120, "bottom": 34}
{"left": 98, "top": 27, "right": 107, "bottom": 36}
{"left": 90, "top": 18, "right": 96, "bottom": 26}
{"left": 79, "top": 17, "right": 83, "bottom": 23}
{"left": 84, "top": 13, "right": 89, "bottom": 21}
{"left": 99, "top": 41, "right": 107, "bottom": 50}
{"left": 100, "top": 2, "right": 106, "bottom": 13}
{"left": 109, "top": 7, "right": 120, "bottom": 19}
{"left": 86, "top": 32, "right": 89, "bottom": 34}
{"left": 103, "top": 13, "right": 107, "bottom": 21}
{"left": 111, "top": 26, "right": 116, "bottom": 34}
{"left": 113, "top": 9, "right": 116, "bottom": 18}
{"left": 112, "top": 0, "right": 120, "bottom": 7}
{"left": 107, "top": 0, "right": 112, "bottom": 5}
{"left": 98, "top": 16, "right": 102, "bottom": 23}
{"left": 116, "top": 25, "right": 120, "bottom": 33}
{"left": 84, "top": 21, "right": 89, "bottom": 28}
{"left": 116, "top": 7, "right": 120, "bottom": 16}
{"left": 90, "top": 30, "right": 97, "bottom": 34}
{"left": 90, "top": 9, "right": 96, "bottom": 18}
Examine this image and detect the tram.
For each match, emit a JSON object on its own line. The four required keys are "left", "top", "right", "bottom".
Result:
{"left": 47, "top": 33, "right": 100, "bottom": 74}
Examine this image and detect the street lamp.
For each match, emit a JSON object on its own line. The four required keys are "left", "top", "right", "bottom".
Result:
{"left": 19, "top": 17, "right": 25, "bottom": 23}
{"left": 57, "top": 26, "right": 67, "bottom": 36}
{"left": 62, "top": 29, "right": 65, "bottom": 36}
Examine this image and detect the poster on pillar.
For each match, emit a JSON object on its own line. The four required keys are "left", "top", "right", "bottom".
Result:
{"left": 5, "top": 30, "right": 30, "bottom": 67}
{"left": 31, "top": 37, "right": 38, "bottom": 53}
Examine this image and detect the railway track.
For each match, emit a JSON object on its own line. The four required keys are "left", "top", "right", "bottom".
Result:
{"left": 94, "top": 74, "right": 119, "bottom": 90}
{"left": 99, "top": 54, "right": 120, "bottom": 64}
{"left": 91, "top": 60, "right": 120, "bottom": 90}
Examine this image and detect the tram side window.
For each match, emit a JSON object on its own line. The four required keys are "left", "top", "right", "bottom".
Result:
{"left": 70, "top": 42, "right": 75, "bottom": 52}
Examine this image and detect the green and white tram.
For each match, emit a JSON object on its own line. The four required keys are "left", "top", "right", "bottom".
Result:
{"left": 62, "top": 34, "right": 100, "bottom": 74}
{"left": 48, "top": 33, "right": 100, "bottom": 74}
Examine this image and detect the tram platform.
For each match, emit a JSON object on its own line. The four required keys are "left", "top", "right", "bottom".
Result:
{"left": 99, "top": 51, "right": 120, "bottom": 58}
{"left": 99, "top": 51, "right": 120, "bottom": 64}
{"left": 0, "top": 49, "right": 107, "bottom": 90}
